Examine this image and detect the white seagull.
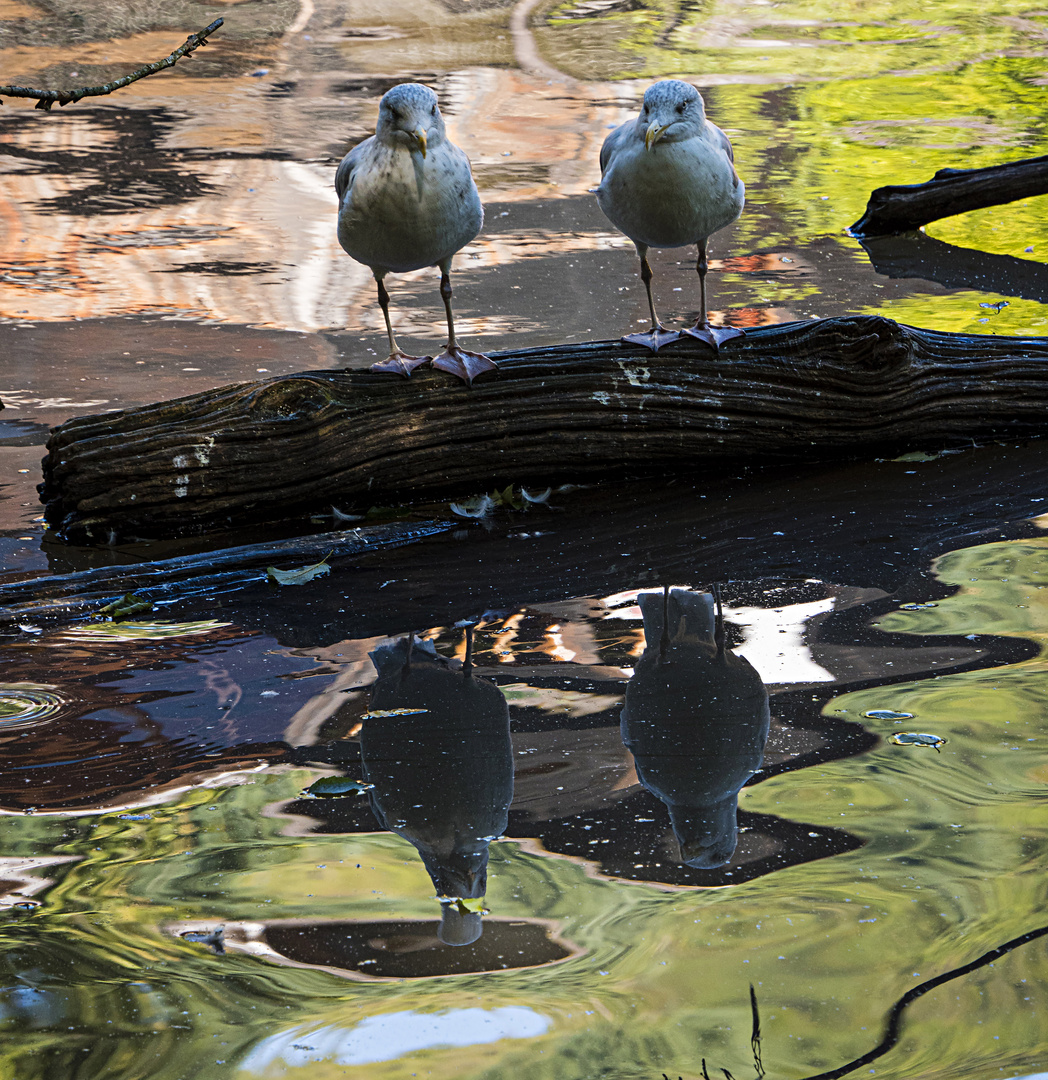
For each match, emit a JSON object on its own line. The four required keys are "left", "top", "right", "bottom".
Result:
{"left": 335, "top": 83, "right": 496, "bottom": 385}
{"left": 596, "top": 79, "right": 745, "bottom": 352}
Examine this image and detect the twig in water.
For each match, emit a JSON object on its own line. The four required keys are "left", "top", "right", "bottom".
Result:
{"left": 750, "top": 984, "right": 765, "bottom": 1078}
{"left": 0, "top": 19, "right": 224, "bottom": 110}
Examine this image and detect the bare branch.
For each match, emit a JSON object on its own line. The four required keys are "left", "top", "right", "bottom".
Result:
{"left": 849, "top": 153, "right": 1048, "bottom": 237}
{"left": 0, "top": 18, "right": 224, "bottom": 111}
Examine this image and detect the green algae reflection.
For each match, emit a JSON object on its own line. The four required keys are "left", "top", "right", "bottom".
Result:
{"left": 537, "top": 0, "right": 1048, "bottom": 334}
{"left": 2, "top": 688, "right": 1048, "bottom": 1080}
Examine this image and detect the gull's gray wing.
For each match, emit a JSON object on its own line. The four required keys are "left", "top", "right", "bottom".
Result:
{"left": 334, "top": 139, "right": 370, "bottom": 207}
{"left": 599, "top": 120, "right": 634, "bottom": 177}
{"left": 709, "top": 121, "right": 735, "bottom": 165}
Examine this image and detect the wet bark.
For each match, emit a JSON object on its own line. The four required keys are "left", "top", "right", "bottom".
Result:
{"left": 0, "top": 519, "right": 454, "bottom": 624}
{"left": 850, "top": 155, "right": 1048, "bottom": 237}
{"left": 39, "top": 315, "right": 1048, "bottom": 545}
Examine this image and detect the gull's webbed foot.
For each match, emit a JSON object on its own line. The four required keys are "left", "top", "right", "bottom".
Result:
{"left": 680, "top": 323, "right": 745, "bottom": 350}
{"left": 622, "top": 324, "right": 682, "bottom": 352}
{"left": 369, "top": 351, "right": 434, "bottom": 377}
{"left": 432, "top": 346, "right": 498, "bottom": 386}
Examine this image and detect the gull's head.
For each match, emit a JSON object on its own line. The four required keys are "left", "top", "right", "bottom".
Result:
{"left": 638, "top": 79, "right": 706, "bottom": 151}
{"left": 376, "top": 82, "right": 445, "bottom": 158}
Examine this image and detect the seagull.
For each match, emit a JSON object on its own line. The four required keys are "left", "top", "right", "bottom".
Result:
{"left": 335, "top": 82, "right": 496, "bottom": 385}
{"left": 596, "top": 79, "right": 745, "bottom": 352}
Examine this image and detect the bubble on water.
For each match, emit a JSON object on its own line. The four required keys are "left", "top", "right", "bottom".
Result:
{"left": 888, "top": 732, "right": 947, "bottom": 751}
{"left": 863, "top": 709, "right": 914, "bottom": 721}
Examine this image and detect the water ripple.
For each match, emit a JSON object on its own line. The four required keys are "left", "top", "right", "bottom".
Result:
{"left": 0, "top": 683, "right": 66, "bottom": 728}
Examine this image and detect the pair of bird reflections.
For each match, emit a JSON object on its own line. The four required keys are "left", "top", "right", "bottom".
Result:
{"left": 332, "top": 586, "right": 769, "bottom": 946}
{"left": 335, "top": 80, "right": 743, "bottom": 383}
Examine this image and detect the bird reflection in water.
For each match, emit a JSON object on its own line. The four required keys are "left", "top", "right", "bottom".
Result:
{"left": 362, "top": 629, "right": 513, "bottom": 946}
{"left": 621, "top": 587, "right": 770, "bottom": 869}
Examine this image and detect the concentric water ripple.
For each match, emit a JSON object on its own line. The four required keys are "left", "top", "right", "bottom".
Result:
{"left": 0, "top": 683, "right": 66, "bottom": 729}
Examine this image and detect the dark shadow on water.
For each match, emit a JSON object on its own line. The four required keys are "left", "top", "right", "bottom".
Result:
{"left": 860, "top": 231, "right": 1048, "bottom": 303}
{"left": 0, "top": 419, "right": 51, "bottom": 447}
{"left": 224, "top": 917, "right": 577, "bottom": 980}
{"left": 181, "top": 442, "right": 1048, "bottom": 650}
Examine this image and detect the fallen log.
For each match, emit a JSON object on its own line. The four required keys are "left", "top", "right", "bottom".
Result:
{"left": 40, "top": 315, "right": 1048, "bottom": 546}
{"left": 850, "top": 154, "right": 1048, "bottom": 237}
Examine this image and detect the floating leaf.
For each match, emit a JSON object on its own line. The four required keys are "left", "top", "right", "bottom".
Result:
{"left": 450, "top": 494, "right": 495, "bottom": 519}
{"left": 66, "top": 619, "right": 229, "bottom": 641}
{"left": 267, "top": 554, "right": 331, "bottom": 586}
{"left": 441, "top": 896, "right": 489, "bottom": 915}
{"left": 497, "top": 484, "right": 525, "bottom": 511}
{"left": 360, "top": 707, "right": 429, "bottom": 719}
{"left": 181, "top": 927, "right": 225, "bottom": 954}
{"left": 888, "top": 732, "right": 947, "bottom": 751}
{"left": 892, "top": 451, "right": 940, "bottom": 463}
{"left": 97, "top": 593, "right": 153, "bottom": 619}
{"left": 864, "top": 709, "right": 915, "bottom": 721}
{"left": 301, "top": 776, "right": 373, "bottom": 798}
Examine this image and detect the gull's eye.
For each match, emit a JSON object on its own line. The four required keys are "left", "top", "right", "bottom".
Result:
{"left": 676, "top": 102, "right": 686, "bottom": 114}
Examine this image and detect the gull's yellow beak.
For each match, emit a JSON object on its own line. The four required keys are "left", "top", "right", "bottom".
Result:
{"left": 413, "top": 127, "right": 428, "bottom": 158}
{"left": 645, "top": 122, "right": 670, "bottom": 152}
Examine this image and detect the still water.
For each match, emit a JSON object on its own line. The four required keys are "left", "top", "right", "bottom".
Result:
{"left": 1, "top": 0, "right": 1048, "bottom": 1077}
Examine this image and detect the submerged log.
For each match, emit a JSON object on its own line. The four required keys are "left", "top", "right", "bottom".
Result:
{"left": 40, "top": 315, "right": 1048, "bottom": 545}
{"left": 0, "top": 519, "right": 455, "bottom": 626}
{"left": 850, "top": 154, "right": 1048, "bottom": 237}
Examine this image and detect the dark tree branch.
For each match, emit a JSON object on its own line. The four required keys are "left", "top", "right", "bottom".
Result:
{"left": 850, "top": 154, "right": 1048, "bottom": 237}
{"left": 0, "top": 18, "right": 224, "bottom": 111}
{"left": 0, "top": 519, "right": 455, "bottom": 625}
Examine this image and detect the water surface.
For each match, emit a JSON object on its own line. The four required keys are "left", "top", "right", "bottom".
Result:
{"left": 1, "top": 0, "right": 1047, "bottom": 1077}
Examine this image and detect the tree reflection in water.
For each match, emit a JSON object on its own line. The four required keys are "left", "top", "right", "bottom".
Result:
{"left": 678, "top": 920, "right": 1048, "bottom": 1080}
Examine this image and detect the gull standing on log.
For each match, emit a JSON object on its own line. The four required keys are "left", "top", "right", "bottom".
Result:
{"left": 335, "top": 83, "right": 496, "bottom": 385}
{"left": 596, "top": 80, "right": 745, "bottom": 352}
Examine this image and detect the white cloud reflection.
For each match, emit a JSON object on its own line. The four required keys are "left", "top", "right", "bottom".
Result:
{"left": 238, "top": 1006, "right": 550, "bottom": 1071}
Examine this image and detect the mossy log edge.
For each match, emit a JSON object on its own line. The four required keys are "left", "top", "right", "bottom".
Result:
{"left": 40, "top": 315, "right": 1048, "bottom": 545}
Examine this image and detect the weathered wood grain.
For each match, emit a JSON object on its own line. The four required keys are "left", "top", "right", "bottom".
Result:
{"left": 39, "top": 316, "right": 1048, "bottom": 544}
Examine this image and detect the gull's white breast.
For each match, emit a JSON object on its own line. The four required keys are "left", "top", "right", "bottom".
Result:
{"left": 338, "top": 139, "right": 483, "bottom": 275}
{"left": 598, "top": 126, "right": 744, "bottom": 250}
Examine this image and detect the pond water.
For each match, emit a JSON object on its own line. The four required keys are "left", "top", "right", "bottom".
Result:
{"left": 1, "top": 0, "right": 1048, "bottom": 1077}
